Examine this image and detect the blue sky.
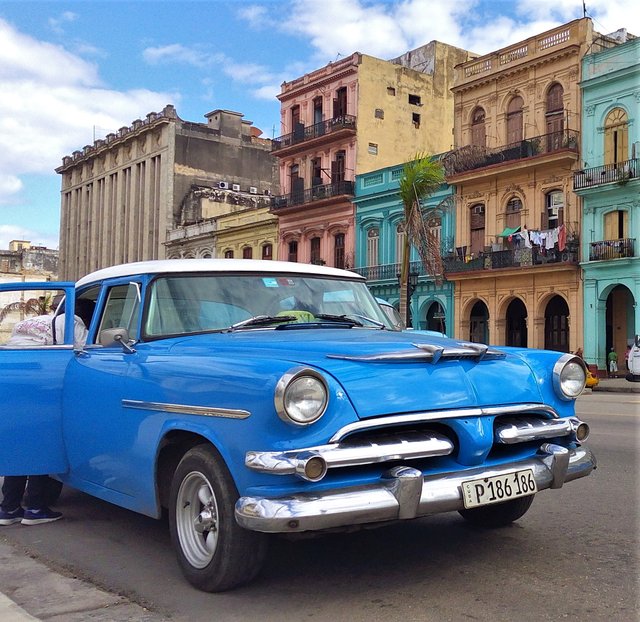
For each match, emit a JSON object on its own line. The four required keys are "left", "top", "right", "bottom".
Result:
{"left": 0, "top": 0, "right": 637, "bottom": 250}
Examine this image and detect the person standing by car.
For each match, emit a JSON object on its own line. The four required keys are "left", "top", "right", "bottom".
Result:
{"left": 0, "top": 298, "right": 94, "bottom": 526}
{"left": 608, "top": 347, "right": 618, "bottom": 377}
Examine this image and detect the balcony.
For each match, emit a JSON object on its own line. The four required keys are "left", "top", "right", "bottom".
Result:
{"left": 270, "top": 181, "right": 355, "bottom": 211}
{"left": 589, "top": 238, "right": 635, "bottom": 261}
{"left": 573, "top": 159, "right": 637, "bottom": 191}
{"left": 443, "top": 242, "right": 579, "bottom": 274}
{"left": 271, "top": 115, "right": 357, "bottom": 154}
{"left": 443, "top": 130, "right": 579, "bottom": 179}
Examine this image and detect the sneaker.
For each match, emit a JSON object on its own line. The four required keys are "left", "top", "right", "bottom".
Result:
{"left": 0, "top": 507, "right": 24, "bottom": 525}
{"left": 21, "top": 507, "right": 62, "bottom": 525}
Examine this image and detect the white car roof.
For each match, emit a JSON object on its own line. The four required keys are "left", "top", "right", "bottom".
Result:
{"left": 76, "top": 259, "right": 365, "bottom": 287}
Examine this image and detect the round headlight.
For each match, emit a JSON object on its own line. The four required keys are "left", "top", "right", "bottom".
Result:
{"left": 275, "top": 368, "right": 328, "bottom": 426}
{"left": 553, "top": 354, "right": 587, "bottom": 400}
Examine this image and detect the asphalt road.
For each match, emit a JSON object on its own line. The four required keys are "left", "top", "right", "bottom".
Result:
{"left": 1, "top": 391, "right": 638, "bottom": 622}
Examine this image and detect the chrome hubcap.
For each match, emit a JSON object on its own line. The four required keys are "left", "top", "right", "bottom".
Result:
{"left": 176, "top": 471, "right": 219, "bottom": 568}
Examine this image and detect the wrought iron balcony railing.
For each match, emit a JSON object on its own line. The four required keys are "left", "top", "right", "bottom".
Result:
{"left": 589, "top": 238, "right": 635, "bottom": 261}
{"left": 443, "top": 129, "right": 579, "bottom": 177}
{"left": 573, "top": 159, "right": 637, "bottom": 190}
{"left": 443, "top": 242, "right": 579, "bottom": 273}
{"left": 272, "top": 115, "right": 357, "bottom": 152}
{"left": 270, "top": 181, "right": 355, "bottom": 210}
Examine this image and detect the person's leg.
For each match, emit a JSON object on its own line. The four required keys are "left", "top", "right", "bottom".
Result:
{"left": 21, "top": 475, "right": 62, "bottom": 525}
{"left": 1, "top": 476, "right": 27, "bottom": 512}
{"left": 0, "top": 476, "right": 27, "bottom": 524}
{"left": 23, "top": 475, "right": 49, "bottom": 510}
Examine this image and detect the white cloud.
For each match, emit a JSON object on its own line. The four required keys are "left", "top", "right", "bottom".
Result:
{"left": 0, "top": 174, "right": 23, "bottom": 203}
{"left": 0, "top": 18, "right": 173, "bottom": 207}
{"left": 48, "top": 11, "right": 78, "bottom": 35}
{"left": 142, "top": 43, "right": 223, "bottom": 68}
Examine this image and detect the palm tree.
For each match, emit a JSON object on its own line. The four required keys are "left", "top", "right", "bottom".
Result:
{"left": 397, "top": 153, "right": 445, "bottom": 327}
{"left": 0, "top": 293, "right": 53, "bottom": 325}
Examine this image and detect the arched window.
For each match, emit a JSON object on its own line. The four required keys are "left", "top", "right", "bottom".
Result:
{"left": 545, "top": 83, "right": 564, "bottom": 150}
{"left": 543, "top": 191, "right": 564, "bottom": 229}
{"left": 367, "top": 228, "right": 379, "bottom": 267}
{"left": 242, "top": 246, "right": 253, "bottom": 259}
{"left": 470, "top": 204, "right": 485, "bottom": 255}
{"left": 288, "top": 240, "right": 298, "bottom": 262}
{"left": 506, "top": 96, "right": 524, "bottom": 143}
{"left": 604, "top": 108, "right": 629, "bottom": 165}
{"left": 224, "top": 250, "right": 234, "bottom": 259}
{"left": 505, "top": 197, "right": 522, "bottom": 229}
{"left": 310, "top": 237, "right": 321, "bottom": 264}
{"left": 262, "top": 243, "right": 273, "bottom": 260}
{"left": 471, "top": 107, "right": 486, "bottom": 147}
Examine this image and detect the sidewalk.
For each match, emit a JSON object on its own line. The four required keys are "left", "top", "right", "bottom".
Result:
{"left": 1, "top": 379, "right": 637, "bottom": 621}
{"left": 0, "top": 539, "right": 163, "bottom": 621}
{"left": 591, "top": 375, "right": 640, "bottom": 393}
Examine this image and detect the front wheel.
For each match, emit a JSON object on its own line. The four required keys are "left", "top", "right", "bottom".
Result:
{"left": 458, "top": 494, "right": 535, "bottom": 528}
{"left": 168, "top": 445, "right": 268, "bottom": 592}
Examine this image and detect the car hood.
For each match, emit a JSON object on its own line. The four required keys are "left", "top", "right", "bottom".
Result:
{"left": 170, "top": 329, "right": 545, "bottom": 419}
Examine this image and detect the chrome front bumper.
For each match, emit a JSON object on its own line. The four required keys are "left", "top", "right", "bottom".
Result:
{"left": 235, "top": 443, "right": 596, "bottom": 533}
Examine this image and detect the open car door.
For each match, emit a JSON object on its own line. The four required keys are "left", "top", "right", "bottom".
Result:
{"left": 0, "top": 282, "right": 76, "bottom": 475}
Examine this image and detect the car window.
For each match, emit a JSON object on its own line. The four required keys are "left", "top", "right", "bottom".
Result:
{"left": 97, "top": 283, "right": 141, "bottom": 342}
{"left": 144, "top": 273, "right": 391, "bottom": 338}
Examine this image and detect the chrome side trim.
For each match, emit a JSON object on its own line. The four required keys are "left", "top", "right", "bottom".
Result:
{"left": 494, "top": 416, "right": 583, "bottom": 444}
{"left": 235, "top": 444, "right": 596, "bottom": 533}
{"left": 327, "top": 342, "right": 505, "bottom": 363}
{"left": 329, "top": 403, "right": 559, "bottom": 443}
{"left": 245, "top": 431, "right": 454, "bottom": 477}
{"left": 122, "top": 399, "right": 250, "bottom": 419}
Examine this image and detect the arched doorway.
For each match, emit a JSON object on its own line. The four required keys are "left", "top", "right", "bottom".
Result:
{"left": 506, "top": 298, "right": 527, "bottom": 347}
{"left": 544, "top": 295, "right": 570, "bottom": 352}
{"left": 469, "top": 301, "right": 489, "bottom": 344}
{"left": 426, "top": 302, "right": 446, "bottom": 334}
{"left": 606, "top": 284, "right": 635, "bottom": 366}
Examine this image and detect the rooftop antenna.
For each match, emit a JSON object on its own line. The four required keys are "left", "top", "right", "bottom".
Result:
{"left": 583, "top": 1, "right": 587, "bottom": 17}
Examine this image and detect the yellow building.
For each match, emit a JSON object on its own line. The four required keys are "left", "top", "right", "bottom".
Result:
{"left": 444, "top": 18, "right": 601, "bottom": 351}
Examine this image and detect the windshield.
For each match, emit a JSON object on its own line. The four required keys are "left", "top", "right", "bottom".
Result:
{"left": 144, "top": 273, "right": 395, "bottom": 338}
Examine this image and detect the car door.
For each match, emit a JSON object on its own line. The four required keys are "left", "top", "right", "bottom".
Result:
{"left": 0, "top": 282, "right": 75, "bottom": 475}
{"left": 62, "top": 279, "right": 145, "bottom": 499}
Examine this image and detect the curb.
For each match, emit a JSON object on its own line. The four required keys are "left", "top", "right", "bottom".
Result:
{"left": 0, "top": 593, "right": 39, "bottom": 622}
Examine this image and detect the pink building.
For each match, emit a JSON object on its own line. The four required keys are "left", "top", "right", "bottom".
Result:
{"left": 270, "top": 44, "right": 472, "bottom": 268}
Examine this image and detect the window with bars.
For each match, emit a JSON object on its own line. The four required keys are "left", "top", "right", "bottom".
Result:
{"left": 367, "top": 228, "right": 379, "bottom": 267}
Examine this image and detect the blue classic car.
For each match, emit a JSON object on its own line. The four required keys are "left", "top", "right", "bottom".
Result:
{"left": 0, "top": 259, "right": 595, "bottom": 591}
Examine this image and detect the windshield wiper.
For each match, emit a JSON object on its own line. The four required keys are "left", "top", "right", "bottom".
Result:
{"left": 226, "top": 315, "right": 297, "bottom": 331}
{"left": 314, "top": 314, "right": 385, "bottom": 329}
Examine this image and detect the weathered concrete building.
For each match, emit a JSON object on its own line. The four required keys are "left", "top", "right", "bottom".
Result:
{"left": 56, "top": 106, "right": 278, "bottom": 280}
{"left": 270, "top": 42, "right": 474, "bottom": 267}
{"left": 0, "top": 240, "right": 58, "bottom": 280}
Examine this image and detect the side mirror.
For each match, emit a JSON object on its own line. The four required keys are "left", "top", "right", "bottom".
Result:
{"left": 99, "top": 328, "right": 136, "bottom": 353}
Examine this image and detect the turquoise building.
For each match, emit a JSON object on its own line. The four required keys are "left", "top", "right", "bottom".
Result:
{"left": 353, "top": 163, "right": 455, "bottom": 333}
{"left": 575, "top": 34, "right": 639, "bottom": 371}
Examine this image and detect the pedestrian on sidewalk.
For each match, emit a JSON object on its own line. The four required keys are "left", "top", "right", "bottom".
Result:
{"left": 0, "top": 477, "right": 62, "bottom": 525}
{"left": 608, "top": 347, "right": 618, "bottom": 377}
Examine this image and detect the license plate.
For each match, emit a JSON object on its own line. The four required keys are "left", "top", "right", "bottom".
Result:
{"left": 461, "top": 469, "right": 537, "bottom": 509}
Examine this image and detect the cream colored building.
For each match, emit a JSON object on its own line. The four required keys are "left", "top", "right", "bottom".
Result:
{"left": 56, "top": 106, "right": 277, "bottom": 280}
{"left": 444, "top": 18, "right": 609, "bottom": 351}
{"left": 165, "top": 186, "right": 277, "bottom": 260}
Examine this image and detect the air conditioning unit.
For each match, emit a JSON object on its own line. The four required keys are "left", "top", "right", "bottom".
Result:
{"left": 232, "top": 184, "right": 241, "bottom": 192}
{"left": 218, "top": 181, "right": 229, "bottom": 189}
{"left": 249, "top": 186, "right": 258, "bottom": 194}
